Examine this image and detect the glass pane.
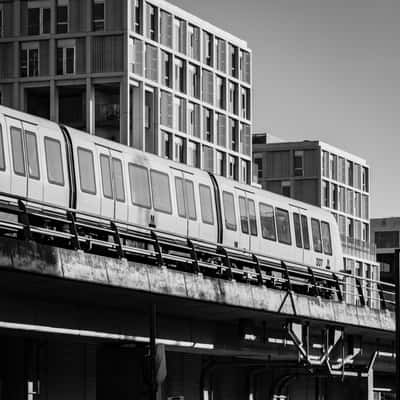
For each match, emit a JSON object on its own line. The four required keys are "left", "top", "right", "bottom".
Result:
{"left": 311, "top": 219, "right": 322, "bottom": 253}
{"left": 28, "top": 8, "right": 40, "bottom": 35}
{"left": 78, "top": 148, "right": 96, "bottom": 194}
{"left": 43, "top": 8, "right": 51, "bottom": 33}
{"left": 260, "top": 203, "right": 276, "bottom": 241}
{"left": 25, "top": 131, "right": 40, "bottom": 179}
{"left": 66, "top": 48, "right": 75, "bottom": 73}
{"left": 223, "top": 191, "right": 236, "bottom": 231}
{"left": 301, "top": 215, "right": 310, "bottom": 250}
{"left": 0, "top": 125, "right": 5, "bottom": 171}
{"left": 151, "top": 170, "right": 172, "bottom": 213}
{"left": 293, "top": 213, "right": 302, "bottom": 248}
{"left": 10, "top": 127, "right": 25, "bottom": 176}
{"left": 239, "top": 196, "right": 249, "bottom": 234}
{"left": 185, "top": 179, "right": 196, "bottom": 220}
{"left": 199, "top": 184, "right": 213, "bottom": 225}
{"left": 100, "top": 154, "right": 112, "bottom": 199}
{"left": 129, "top": 164, "right": 151, "bottom": 208}
{"left": 175, "top": 177, "right": 186, "bottom": 218}
{"left": 276, "top": 208, "right": 291, "bottom": 245}
{"left": 321, "top": 221, "right": 332, "bottom": 255}
{"left": 44, "top": 138, "right": 64, "bottom": 185}
{"left": 248, "top": 199, "right": 257, "bottom": 236}
{"left": 112, "top": 158, "right": 125, "bottom": 202}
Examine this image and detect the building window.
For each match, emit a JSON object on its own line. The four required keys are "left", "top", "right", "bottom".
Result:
{"left": 203, "top": 108, "right": 213, "bottom": 143}
{"left": 187, "top": 141, "right": 199, "bottom": 167}
{"left": 173, "top": 97, "right": 186, "bottom": 133}
{"left": 346, "top": 189, "right": 354, "bottom": 215}
{"left": 330, "top": 183, "right": 338, "bottom": 210}
{"left": 322, "top": 151, "right": 329, "bottom": 178}
{"left": 281, "top": 181, "right": 291, "bottom": 197}
{"left": 188, "top": 102, "right": 200, "bottom": 138}
{"left": 174, "top": 57, "right": 185, "bottom": 93}
{"left": 347, "top": 160, "right": 353, "bottom": 186}
{"left": 203, "top": 31, "right": 213, "bottom": 66}
{"left": 188, "top": 64, "right": 200, "bottom": 98}
{"left": 173, "top": 18, "right": 185, "bottom": 54}
{"left": 293, "top": 150, "right": 304, "bottom": 177}
{"left": 228, "top": 155, "right": 237, "bottom": 180}
{"left": 174, "top": 135, "right": 185, "bottom": 163}
{"left": 202, "top": 145, "right": 213, "bottom": 173}
{"left": 254, "top": 155, "right": 262, "bottom": 179}
{"left": 160, "top": 91, "right": 172, "bottom": 128}
{"left": 20, "top": 43, "right": 39, "bottom": 77}
{"left": 188, "top": 24, "right": 200, "bottom": 60}
{"left": 216, "top": 76, "right": 226, "bottom": 110}
{"left": 240, "top": 50, "right": 250, "bottom": 83}
{"left": 229, "top": 118, "right": 238, "bottom": 151}
{"left": 240, "top": 159, "right": 248, "bottom": 183}
{"left": 216, "top": 113, "right": 226, "bottom": 147}
{"left": 161, "top": 130, "right": 172, "bottom": 159}
{"left": 145, "top": 44, "right": 158, "bottom": 81}
{"left": 338, "top": 157, "right": 346, "bottom": 183}
{"left": 216, "top": 151, "right": 225, "bottom": 176}
{"left": 129, "top": 38, "right": 143, "bottom": 75}
{"left": 362, "top": 166, "right": 369, "bottom": 192}
{"left": 240, "top": 123, "right": 250, "bottom": 156}
{"left": 202, "top": 69, "right": 213, "bottom": 105}
{"left": 228, "top": 44, "right": 238, "bottom": 77}
{"left": 241, "top": 87, "right": 250, "bottom": 120}
{"left": 146, "top": 3, "right": 157, "bottom": 41}
{"left": 322, "top": 180, "right": 329, "bottom": 207}
{"left": 228, "top": 81, "right": 238, "bottom": 115}
{"left": 133, "top": 0, "right": 142, "bottom": 34}
{"left": 215, "top": 38, "right": 226, "bottom": 72}
{"left": 56, "top": 1, "right": 69, "bottom": 33}
{"left": 56, "top": 40, "right": 75, "bottom": 75}
{"left": 375, "top": 231, "right": 399, "bottom": 249}
{"left": 160, "top": 10, "right": 172, "bottom": 47}
{"left": 28, "top": 4, "right": 51, "bottom": 35}
{"left": 92, "top": 0, "right": 105, "bottom": 31}
{"left": 161, "top": 51, "right": 172, "bottom": 88}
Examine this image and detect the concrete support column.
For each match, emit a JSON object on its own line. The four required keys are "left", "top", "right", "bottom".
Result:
{"left": 367, "top": 368, "right": 374, "bottom": 400}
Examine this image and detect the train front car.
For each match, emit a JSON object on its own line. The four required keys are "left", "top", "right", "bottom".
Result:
{"left": 213, "top": 174, "right": 344, "bottom": 274}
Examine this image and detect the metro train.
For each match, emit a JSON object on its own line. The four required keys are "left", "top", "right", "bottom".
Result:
{"left": 0, "top": 105, "right": 343, "bottom": 272}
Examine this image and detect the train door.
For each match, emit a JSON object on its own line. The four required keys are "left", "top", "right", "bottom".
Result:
{"left": 290, "top": 205, "right": 308, "bottom": 265}
{"left": 21, "top": 121, "right": 43, "bottom": 204}
{"left": 170, "top": 169, "right": 193, "bottom": 237}
{"left": 96, "top": 144, "right": 127, "bottom": 222}
{"left": 182, "top": 171, "right": 200, "bottom": 238}
{"left": 236, "top": 188, "right": 257, "bottom": 252}
{"left": 198, "top": 179, "right": 217, "bottom": 244}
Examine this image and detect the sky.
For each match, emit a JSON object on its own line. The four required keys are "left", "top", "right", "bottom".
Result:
{"left": 170, "top": 0, "right": 400, "bottom": 218}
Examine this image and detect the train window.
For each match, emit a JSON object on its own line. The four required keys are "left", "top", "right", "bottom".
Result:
{"left": 10, "top": 127, "right": 25, "bottom": 176}
{"left": 223, "top": 191, "right": 237, "bottom": 231}
{"left": 44, "top": 138, "right": 64, "bottom": 186}
{"left": 100, "top": 155, "right": 113, "bottom": 199}
{"left": 311, "top": 218, "right": 322, "bottom": 253}
{"left": 259, "top": 203, "right": 276, "bottom": 241}
{"left": 248, "top": 199, "right": 257, "bottom": 236}
{"left": 239, "top": 196, "right": 249, "bottom": 234}
{"left": 151, "top": 170, "right": 172, "bottom": 214}
{"left": 25, "top": 131, "right": 40, "bottom": 180}
{"left": 112, "top": 158, "right": 125, "bottom": 202}
{"left": 199, "top": 184, "right": 214, "bottom": 225}
{"left": 129, "top": 164, "right": 151, "bottom": 208}
{"left": 185, "top": 179, "right": 196, "bottom": 220}
{"left": 301, "top": 215, "right": 310, "bottom": 250}
{"left": 0, "top": 125, "right": 5, "bottom": 171}
{"left": 175, "top": 177, "right": 186, "bottom": 218}
{"left": 78, "top": 148, "right": 96, "bottom": 194}
{"left": 321, "top": 221, "right": 333, "bottom": 255}
{"left": 293, "top": 213, "right": 302, "bottom": 248}
{"left": 276, "top": 208, "right": 292, "bottom": 245}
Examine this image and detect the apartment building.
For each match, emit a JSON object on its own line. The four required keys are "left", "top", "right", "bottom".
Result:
{"left": 252, "top": 134, "right": 379, "bottom": 291}
{"left": 0, "top": 0, "right": 252, "bottom": 183}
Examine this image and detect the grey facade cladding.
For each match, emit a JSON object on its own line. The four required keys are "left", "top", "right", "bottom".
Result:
{"left": 0, "top": 0, "right": 252, "bottom": 184}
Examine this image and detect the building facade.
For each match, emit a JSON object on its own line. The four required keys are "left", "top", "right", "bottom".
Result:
{"left": 371, "top": 217, "right": 400, "bottom": 285}
{"left": 0, "top": 0, "right": 252, "bottom": 183}
{"left": 252, "top": 134, "right": 379, "bottom": 298}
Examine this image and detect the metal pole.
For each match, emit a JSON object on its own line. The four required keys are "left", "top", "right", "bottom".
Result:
{"left": 395, "top": 249, "right": 400, "bottom": 399}
{"left": 150, "top": 303, "right": 157, "bottom": 400}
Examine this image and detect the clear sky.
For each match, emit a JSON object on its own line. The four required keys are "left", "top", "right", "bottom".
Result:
{"left": 170, "top": 0, "right": 400, "bottom": 218}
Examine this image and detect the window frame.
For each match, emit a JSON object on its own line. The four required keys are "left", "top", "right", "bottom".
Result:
{"left": 239, "top": 196, "right": 249, "bottom": 234}
{"left": 248, "top": 198, "right": 257, "bottom": 236}
{"left": 112, "top": 157, "right": 125, "bottom": 203}
{"left": 25, "top": 130, "right": 40, "bottom": 180}
{"left": 301, "top": 215, "right": 310, "bottom": 250}
{"left": 223, "top": 191, "right": 237, "bottom": 231}
{"left": 92, "top": 0, "right": 105, "bottom": 31}
{"left": 293, "top": 213, "right": 303, "bottom": 249}
{"left": 321, "top": 221, "right": 333, "bottom": 256}
{"left": 259, "top": 202, "right": 276, "bottom": 242}
{"left": 311, "top": 218, "right": 323, "bottom": 253}
{"left": 275, "top": 207, "right": 292, "bottom": 245}
{"left": 56, "top": 4, "right": 69, "bottom": 34}
{"left": 44, "top": 137, "right": 65, "bottom": 186}
{"left": 99, "top": 154, "right": 113, "bottom": 200}
{"left": 10, "top": 126, "right": 26, "bottom": 177}
{"left": 150, "top": 169, "right": 172, "bottom": 214}
{"left": 199, "top": 184, "right": 214, "bottom": 225}
{"left": 77, "top": 147, "right": 97, "bottom": 195}
{"left": 128, "top": 163, "right": 152, "bottom": 209}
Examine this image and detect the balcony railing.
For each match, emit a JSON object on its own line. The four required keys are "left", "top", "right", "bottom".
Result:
{"left": 340, "top": 234, "right": 376, "bottom": 262}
